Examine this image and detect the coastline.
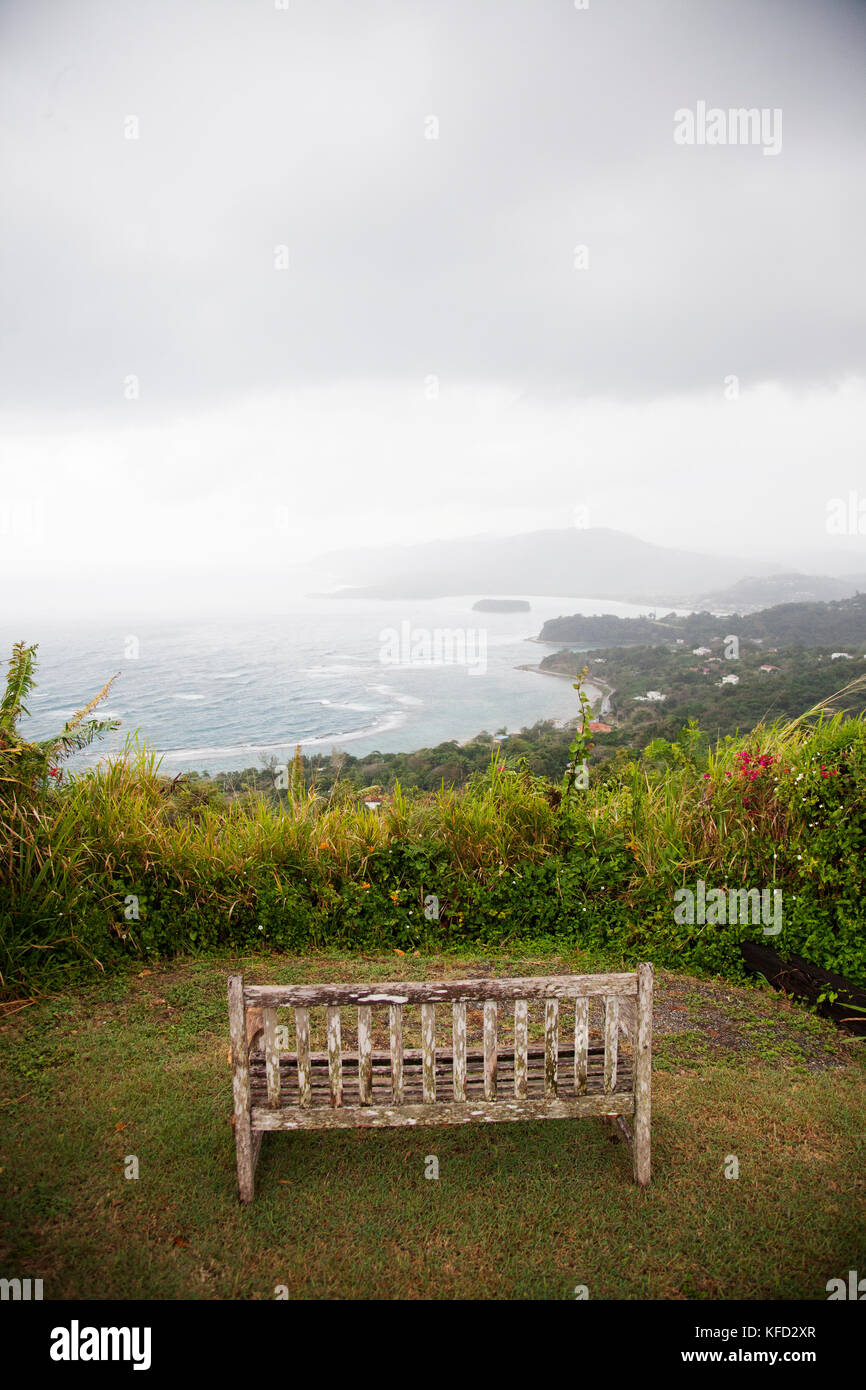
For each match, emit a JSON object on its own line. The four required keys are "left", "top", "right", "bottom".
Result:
{"left": 516, "top": 662, "right": 576, "bottom": 680}
{"left": 36, "top": 604, "right": 616, "bottom": 776}
{"left": 517, "top": 664, "right": 614, "bottom": 717}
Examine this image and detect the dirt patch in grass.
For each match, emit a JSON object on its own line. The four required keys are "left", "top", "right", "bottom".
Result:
{"left": 649, "top": 973, "right": 857, "bottom": 1072}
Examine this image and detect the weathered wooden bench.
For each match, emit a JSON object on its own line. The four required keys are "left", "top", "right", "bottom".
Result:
{"left": 228, "top": 964, "right": 653, "bottom": 1202}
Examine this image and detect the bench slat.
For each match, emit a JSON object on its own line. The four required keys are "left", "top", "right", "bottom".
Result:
{"left": 327, "top": 1005, "right": 342, "bottom": 1107}
{"left": 249, "top": 1042, "right": 614, "bottom": 1067}
{"left": 421, "top": 1003, "right": 436, "bottom": 1103}
{"left": 252, "top": 1092, "right": 636, "bottom": 1131}
{"left": 263, "top": 1006, "right": 281, "bottom": 1108}
{"left": 545, "top": 999, "right": 559, "bottom": 1099}
{"left": 358, "top": 1005, "right": 373, "bottom": 1105}
{"left": 574, "top": 998, "right": 588, "bottom": 1095}
{"left": 389, "top": 1004, "right": 404, "bottom": 1104}
{"left": 248, "top": 1055, "right": 632, "bottom": 1105}
{"left": 244, "top": 973, "right": 638, "bottom": 1008}
{"left": 295, "top": 1007, "right": 311, "bottom": 1108}
{"left": 483, "top": 1001, "right": 497, "bottom": 1101}
{"left": 452, "top": 1002, "right": 467, "bottom": 1102}
{"left": 514, "top": 1000, "right": 528, "bottom": 1099}
{"left": 603, "top": 997, "right": 619, "bottom": 1094}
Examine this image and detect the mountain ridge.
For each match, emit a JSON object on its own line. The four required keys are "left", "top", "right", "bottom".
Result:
{"left": 305, "top": 526, "right": 786, "bottom": 605}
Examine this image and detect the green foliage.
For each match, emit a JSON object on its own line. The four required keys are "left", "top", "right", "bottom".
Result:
{"left": 290, "top": 743, "right": 305, "bottom": 801}
{"left": 539, "top": 592, "right": 866, "bottom": 650}
{"left": 562, "top": 667, "right": 595, "bottom": 799}
{"left": 3, "top": 643, "right": 866, "bottom": 997}
{"left": 540, "top": 635, "right": 866, "bottom": 755}
{"left": 0, "top": 641, "right": 120, "bottom": 794}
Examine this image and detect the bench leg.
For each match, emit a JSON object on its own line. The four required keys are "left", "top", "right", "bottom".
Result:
{"left": 236, "top": 1121, "right": 265, "bottom": 1204}
{"left": 229, "top": 974, "right": 258, "bottom": 1203}
{"left": 632, "top": 1111, "right": 650, "bottom": 1186}
{"left": 235, "top": 1116, "right": 256, "bottom": 1203}
{"left": 607, "top": 1113, "right": 633, "bottom": 1146}
{"left": 632, "top": 962, "right": 653, "bottom": 1186}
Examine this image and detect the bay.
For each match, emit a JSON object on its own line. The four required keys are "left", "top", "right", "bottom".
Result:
{"left": 2, "top": 594, "right": 669, "bottom": 774}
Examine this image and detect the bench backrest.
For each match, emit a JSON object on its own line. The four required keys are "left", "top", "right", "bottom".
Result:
{"left": 231, "top": 966, "right": 652, "bottom": 1108}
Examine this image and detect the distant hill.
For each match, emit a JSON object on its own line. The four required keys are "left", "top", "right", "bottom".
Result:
{"left": 308, "top": 528, "right": 782, "bottom": 604}
{"left": 696, "top": 572, "right": 865, "bottom": 612}
{"left": 538, "top": 593, "right": 866, "bottom": 650}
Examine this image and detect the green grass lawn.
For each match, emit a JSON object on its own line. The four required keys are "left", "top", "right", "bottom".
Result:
{"left": 1, "top": 947, "right": 864, "bottom": 1300}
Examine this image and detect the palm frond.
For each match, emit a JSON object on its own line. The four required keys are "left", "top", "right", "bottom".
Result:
{"left": 38, "top": 717, "right": 121, "bottom": 762}
{"left": 0, "top": 642, "right": 38, "bottom": 733}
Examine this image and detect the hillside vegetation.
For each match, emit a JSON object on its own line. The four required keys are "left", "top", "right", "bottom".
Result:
{"left": 2, "top": 642, "right": 865, "bottom": 999}
{"left": 539, "top": 640, "right": 866, "bottom": 749}
{"left": 538, "top": 592, "right": 866, "bottom": 647}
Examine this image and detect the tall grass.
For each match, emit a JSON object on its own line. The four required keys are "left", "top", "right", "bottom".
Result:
{"left": 2, "top": 700, "right": 865, "bottom": 995}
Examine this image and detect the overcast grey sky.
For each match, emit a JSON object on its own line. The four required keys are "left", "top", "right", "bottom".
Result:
{"left": 2, "top": 0, "right": 865, "bottom": 616}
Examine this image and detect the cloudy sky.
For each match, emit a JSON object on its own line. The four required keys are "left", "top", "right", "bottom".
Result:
{"left": 2, "top": 0, "right": 865, "bottom": 617}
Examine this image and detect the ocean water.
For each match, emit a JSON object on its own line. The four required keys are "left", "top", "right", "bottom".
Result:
{"left": 3, "top": 595, "right": 662, "bottom": 774}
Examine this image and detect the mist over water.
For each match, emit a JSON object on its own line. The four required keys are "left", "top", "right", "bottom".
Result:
{"left": 4, "top": 595, "right": 670, "bottom": 774}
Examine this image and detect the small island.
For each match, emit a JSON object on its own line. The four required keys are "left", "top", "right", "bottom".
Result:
{"left": 472, "top": 598, "right": 531, "bottom": 613}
